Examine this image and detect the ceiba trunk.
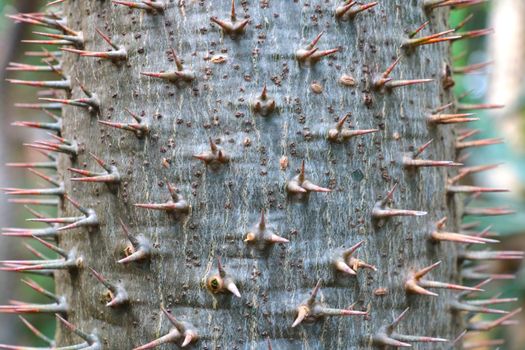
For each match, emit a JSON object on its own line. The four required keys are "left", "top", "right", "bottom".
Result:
{"left": 56, "top": 1, "right": 461, "bottom": 349}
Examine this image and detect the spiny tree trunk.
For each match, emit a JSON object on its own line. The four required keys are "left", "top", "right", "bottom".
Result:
{"left": 4, "top": 1, "right": 520, "bottom": 350}
{"left": 58, "top": 1, "right": 458, "bottom": 348}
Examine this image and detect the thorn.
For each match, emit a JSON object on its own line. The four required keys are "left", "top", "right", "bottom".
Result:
{"left": 458, "top": 129, "right": 481, "bottom": 141}
{"left": 403, "top": 159, "right": 460, "bottom": 168}
{"left": 456, "top": 137, "right": 504, "bottom": 150}
{"left": 457, "top": 103, "right": 504, "bottom": 111}
{"left": 403, "top": 140, "right": 461, "bottom": 168}
{"left": 335, "top": 1, "right": 378, "bottom": 20}
{"left": 448, "top": 163, "right": 501, "bottom": 184}
{"left": 296, "top": 32, "right": 339, "bottom": 65}
{"left": 8, "top": 198, "right": 59, "bottom": 207}
{"left": 456, "top": 28, "right": 494, "bottom": 41}
{"left": 333, "top": 240, "right": 376, "bottom": 275}
{"left": 2, "top": 206, "right": 60, "bottom": 237}
{"left": 0, "top": 252, "right": 83, "bottom": 271}
{"left": 405, "top": 261, "right": 483, "bottom": 296}
{"left": 468, "top": 296, "right": 519, "bottom": 307}
{"left": 373, "top": 56, "right": 401, "bottom": 89}
{"left": 0, "top": 278, "right": 67, "bottom": 314}
{"left": 427, "top": 113, "right": 478, "bottom": 125}
{"left": 23, "top": 133, "right": 78, "bottom": 158}
{"left": 88, "top": 267, "right": 129, "bottom": 307}
{"left": 447, "top": 185, "right": 509, "bottom": 194}
{"left": 56, "top": 314, "right": 101, "bottom": 348}
{"left": 2, "top": 168, "right": 64, "bottom": 197}
{"left": 98, "top": 108, "right": 150, "bottom": 138}
{"left": 0, "top": 298, "right": 67, "bottom": 314}
{"left": 133, "top": 328, "right": 181, "bottom": 350}
{"left": 244, "top": 209, "right": 289, "bottom": 247}
{"left": 112, "top": 0, "right": 167, "bottom": 12}
{"left": 463, "top": 207, "right": 515, "bottom": 217}
{"left": 134, "top": 182, "right": 190, "bottom": 215}
{"left": 61, "top": 28, "right": 127, "bottom": 62}
{"left": 385, "top": 79, "right": 434, "bottom": 90}
{"left": 206, "top": 256, "right": 241, "bottom": 297}
{"left": 402, "top": 26, "right": 460, "bottom": 48}
{"left": 327, "top": 115, "right": 378, "bottom": 143}
{"left": 373, "top": 57, "right": 433, "bottom": 91}
{"left": 69, "top": 153, "right": 120, "bottom": 184}
{"left": 8, "top": 13, "right": 75, "bottom": 35}
{"left": 47, "top": 0, "right": 66, "bottom": 6}
{"left": 32, "top": 235, "right": 68, "bottom": 258}
{"left": 193, "top": 137, "right": 230, "bottom": 168}
{"left": 11, "top": 110, "right": 62, "bottom": 133}
{"left": 461, "top": 264, "right": 516, "bottom": 280}
{"left": 30, "top": 30, "right": 84, "bottom": 47}
{"left": 292, "top": 279, "right": 367, "bottom": 327}
{"left": 210, "top": 0, "right": 249, "bottom": 37}
{"left": 21, "top": 38, "right": 74, "bottom": 46}
{"left": 252, "top": 84, "right": 276, "bottom": 116}
{"left": 21, "top": 278, "right": 60, "bottom": 302}
{"left": 40, "top": 79, "right": 100, "bottom": 112}
{"left": 141, "top": 48, "right": 195, "bottom": 83}
{"left": 118, "top": 219, "right": 152, "bottom": 264}
{"left": 431, "top": 217, "right": 498, "bottom": 244}
{"left": 467, "top": 308, "right": 522, "bottom": 331}
{"left": 134, "top": 307, "right": 198, "bottom": 349}
{"left": 465, "top": 224, "right": 499, "bottom": 242}
{"left": 15, "top": 102, "right": 63, "bottom": 110}
{"left": 133, "top": 328, "right": 182, "bottom": 350}
{"left": 335, "top": 0, "right": 356, "bottom": 18}
{"left": 450, "top": 290, "right": 516, "bottom": 315}
{"left": 409, "top": 20, "right": 430, "bottom": 38}
{"left": 460, "top": 250, "right": 524, "bottom": 261}
{"left": 2, "top": 226, "right": 58, "bottom": 239}
{"left": 48, "top": 194, "right": 99, "bottom": 232}
{"left": 22, "top": 243, "right": 51, "bottom": 261}
{"left": 373, "top": 307, "right": 447, "bottom": 347}
{"left": 372, "top": 183, "right": 427, "bottom": 218}
{"left": 24, "top": 50, "right": 63, "bottom": 58}
{"left": 6, "top": 61, "right": 62, "bottom": 72}
{"left": 18, "top": 315, "right": 54, "bottom": 346}
{"left": 454, "top": 61, "right": 492, "bottom": 74}
{"left": 161, "top": 307, "right": 198, "bottom": 347}
{"left": 286, "top": 160, "right": 331, "bottom": 195}
{"left": 6, "top": 78, "right": 70, "bottom": 90}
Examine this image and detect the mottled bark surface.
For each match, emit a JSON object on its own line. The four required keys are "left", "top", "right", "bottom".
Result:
{"left": 58, "top": 1, "right": 461, "bottom": 348}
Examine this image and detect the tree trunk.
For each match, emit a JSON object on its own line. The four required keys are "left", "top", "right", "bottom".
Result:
{"left": 9, "top": 1, "right": 499, "bottom": 349}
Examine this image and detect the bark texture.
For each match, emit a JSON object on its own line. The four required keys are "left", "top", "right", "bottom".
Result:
{"left": 57, "top": 1, "right": 460, "bottom": 348}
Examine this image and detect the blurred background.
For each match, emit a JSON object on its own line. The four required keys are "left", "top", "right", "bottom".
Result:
{"left": 0, "top": 0, "right": 524, "bottom": 349}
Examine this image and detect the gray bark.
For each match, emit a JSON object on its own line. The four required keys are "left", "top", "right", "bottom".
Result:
{"left": 57, "top": 1, "right": 460, "bottom": 349}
